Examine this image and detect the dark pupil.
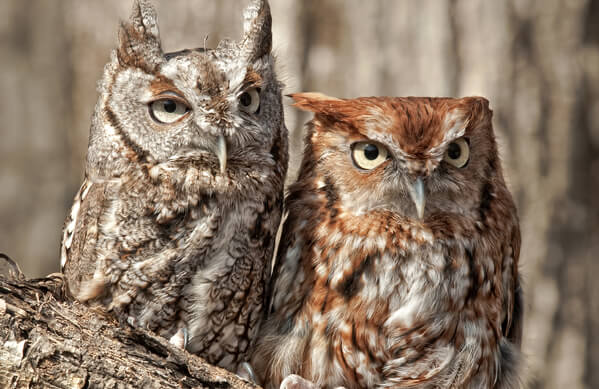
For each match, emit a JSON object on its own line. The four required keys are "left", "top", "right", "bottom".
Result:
{"left": 448, "top": 142, "right": 461, "bottom": 159}
{"left": 163, "top": 100, "right": 177, "bottom": 113}
{"left": 364, "top": 144, "right": 379, "bottom": 160}
{"left": 240, "top": 92, "right": 251, "bottom": 107}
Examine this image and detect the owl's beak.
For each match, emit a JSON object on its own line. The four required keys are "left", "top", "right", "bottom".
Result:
{"left": 409, "top": 177, "right": 426, "bottom": 220}
{"left": 215, "top": 134, "right": 227, "bottom": 174}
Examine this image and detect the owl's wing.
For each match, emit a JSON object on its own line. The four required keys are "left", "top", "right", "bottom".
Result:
{"left": 495, "top": 225, "right": 524, "bottom": 388}
{"left": 265, "top": 211, "right": 302, "bottom": 317}
{"left": 60, "top": 177, "right": 108, "bottom": 300}
{"left": 252, "top": 209, "right": 306, "bottom": 385}
{"left": 502, "top": 226, "right": 523, "bottom": 346}
{"left": 506, "top": 277, "right": 523, "bottom": 345}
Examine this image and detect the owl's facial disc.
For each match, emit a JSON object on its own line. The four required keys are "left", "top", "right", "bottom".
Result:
{"left": 144, "top": 88, "right": 227, "bottom": 172}
{"left": 183, "top": 132, "right": 229, "bottom": 174}
{"left": 403, "top": 136, "right": 471, "bottom": 220}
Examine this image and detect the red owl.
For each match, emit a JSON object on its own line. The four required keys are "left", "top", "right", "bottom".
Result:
{"left": 252, "top": 93, "right": 523, "bottom": 388}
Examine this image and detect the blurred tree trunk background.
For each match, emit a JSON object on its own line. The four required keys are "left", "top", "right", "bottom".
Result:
{"left": 0, "top": 0, "right": 597, "bottom": 388}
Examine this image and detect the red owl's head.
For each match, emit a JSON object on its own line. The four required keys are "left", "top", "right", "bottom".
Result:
{"left": 290, "top": 93, "right": 503, "bottom": 222}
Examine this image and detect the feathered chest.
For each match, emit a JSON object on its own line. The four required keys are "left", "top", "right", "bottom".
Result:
{"left": 70, "top": 161, "right": 279, "bottom": 334}
{"left": 63, "top": 166, "right": 281, "bottom": 371}
{"left": 277, "top": 216, "right": 506, "bottom": 388}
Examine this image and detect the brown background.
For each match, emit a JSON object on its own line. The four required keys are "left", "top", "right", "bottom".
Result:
{"left": 1, "top": 1, "right": 597, "bottom": 387}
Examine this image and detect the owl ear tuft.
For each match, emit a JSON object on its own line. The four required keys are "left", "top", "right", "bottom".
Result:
{"left": 289, "top": 92, "right": 345, "bottom": 117}
{"left": 117, "top": 0, "right": 163, "bottom": 71}
{"left": 467, "top": 96, "right": 492, "bottom": 119}
{"left": 242, "top": 0, "right": 272, "bottom": 62}
{"left": 459, "top": 96, "right": 493, "bottom": 131}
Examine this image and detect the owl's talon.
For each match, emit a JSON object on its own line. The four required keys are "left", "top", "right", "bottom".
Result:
{"left": 280, "top": 375, "right": 320, "bottom": 389}
{"left": 236, "top": 362, "right": 258, "bottom": 384}
{"left": 168, "top": 327, "right": 188, "bottom": 349}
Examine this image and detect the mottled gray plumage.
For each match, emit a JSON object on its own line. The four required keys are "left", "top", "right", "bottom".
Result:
{"left": 61, "top": 0, "right": 287, "bottom": 371}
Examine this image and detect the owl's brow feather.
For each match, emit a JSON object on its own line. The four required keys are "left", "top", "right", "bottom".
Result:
{"left": 149, "top": 75, "right": 185, "bottom": 96}
{"left": 242, "top": 69, "right": 264, "bottom": 90}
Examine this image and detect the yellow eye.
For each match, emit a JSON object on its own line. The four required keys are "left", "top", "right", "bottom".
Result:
{"left": 352, "top": 142, "right": 389, "bottom": 170}
{"left": 239, "top": 87, "right": 261, "bottom": 114}
{"left": 443, "top": 137, "right": 470, "bottom": 168}
{"left": 149, "top": 99, "right": 189, "bottom": 124}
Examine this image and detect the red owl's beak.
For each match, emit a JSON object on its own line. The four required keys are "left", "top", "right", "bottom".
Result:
{"left": 409, "top": 177, "right": 426, "bottom": 220}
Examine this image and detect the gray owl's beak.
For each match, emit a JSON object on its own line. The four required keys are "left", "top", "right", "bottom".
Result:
{"left": 409, "top": 177, "right": 426, "bottom": 220}
{"left": 215, "top": 134, "right": 227, "bottom": 174}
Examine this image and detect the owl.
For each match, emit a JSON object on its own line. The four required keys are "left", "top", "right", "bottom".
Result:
{"left": 60, "top": 0, "right": 287, "bottom": 372}
{"left": 252, "top": 93, "right": 523, "bottom": 388}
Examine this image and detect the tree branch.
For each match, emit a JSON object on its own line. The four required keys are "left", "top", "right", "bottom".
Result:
{"left": 0, "top": 273, "right": 258, "bottom": 389}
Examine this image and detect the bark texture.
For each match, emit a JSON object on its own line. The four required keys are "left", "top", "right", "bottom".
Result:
{"left": 0, "top": 273, "right": 256, "bottom": 389}
{"left": 0, "top": 1, "right": 597, "bottom": 388}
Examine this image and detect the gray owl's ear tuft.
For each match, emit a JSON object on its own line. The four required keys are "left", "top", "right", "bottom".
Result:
{"left": 117, "top": 0, "right": 163, "bottom": 72}
{"left": 242, "top": 0, "right": 272, "bottom": 62}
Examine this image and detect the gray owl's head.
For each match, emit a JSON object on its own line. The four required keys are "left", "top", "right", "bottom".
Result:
{"left": 87, "top": 0, "right": 285, "bottom": 179}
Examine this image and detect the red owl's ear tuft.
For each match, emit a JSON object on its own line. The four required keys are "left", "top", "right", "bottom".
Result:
{"left": 470, "top": 96, "right": 492, "bottom": 118}
{"left": 288, "top": 92, "right": 343, "bottom": 114}
{"left": 460, "top": 96, "right": 493, "bottom": 130}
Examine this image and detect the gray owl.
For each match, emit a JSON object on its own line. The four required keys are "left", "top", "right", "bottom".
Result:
{"left": 60, "top": 0, "right": 287, "bottom": 372}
